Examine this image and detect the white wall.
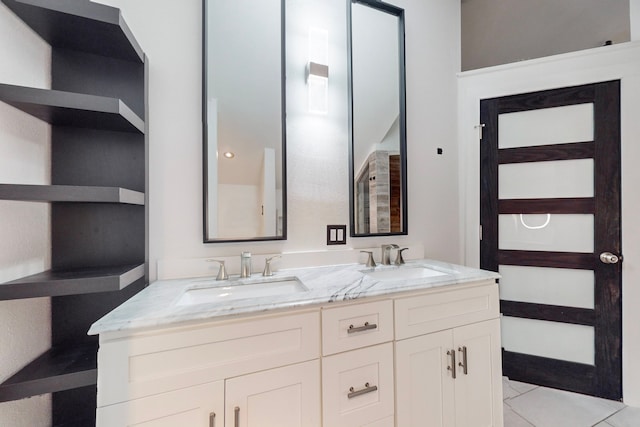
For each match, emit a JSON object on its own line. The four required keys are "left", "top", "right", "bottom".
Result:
{"left": 0, "top": 2, "right": 52, "bottom": 426}
{"left": 462, "top": 0, "right": 631, "bottom": 71}
{"left": 633, "top": 0, "right": 640, "bottom": 40}
{"left": 458, "top": 41, "right": 640, "bottom": 405}
{"left": 95, "top": 0, "right": 461, "bottom": 280}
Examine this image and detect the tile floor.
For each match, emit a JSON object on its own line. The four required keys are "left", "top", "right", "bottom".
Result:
{"left": 503, "top": 378, "right": 640, "bottom": 427}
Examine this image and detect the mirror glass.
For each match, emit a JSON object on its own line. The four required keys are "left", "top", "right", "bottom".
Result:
{"left": 349, "top": 0, "right": 407, "bottom": 236}
{"left": 203, "top": 0, "right": 286, "bottom": 242}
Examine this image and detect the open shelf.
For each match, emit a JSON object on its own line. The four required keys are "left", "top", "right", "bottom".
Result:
{"left": 0, "top": 83, "right": 144, "bottom": 133}
{"left": 0, "top": 343, "right": 97, "bottom": 403}
{"left": 0, "top": 0, "right": 143, "bottom": 62}
{"left": 0, "top": 0, "right": 148, "bottom": 421}
{"left": 0, "top": 184, "right": 145, "bottom": 205}
{"left": 0, "top": 264, "right": 145, "bottom": 300}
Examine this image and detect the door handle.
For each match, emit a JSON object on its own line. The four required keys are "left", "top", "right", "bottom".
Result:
{"left": 234, "top": 407, "right": 240, "bottom": 427}
{"left": 600, "top": 252, "right": 622, "bottom": 264}
{"left": 209, "top": 412, "right": 216, "bottom": 427}
{"left": 447, "top": 349, "right": 456, "bottom": 379}
{"left": 348, "top": 322, "right": 377, "bottom": 334}
{"left": 458, "top": 346, "right": 468, "bottom": 375}
{"left": 348, "top": 382, "right": 378, "bottom": 398}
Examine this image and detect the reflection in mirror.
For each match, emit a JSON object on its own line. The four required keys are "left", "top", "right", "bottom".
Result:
{"left": 349, "top": 0, "right": 407, "bottom": 236}
{"left": 203, "top": 0, "right": 286, "bottom": 242}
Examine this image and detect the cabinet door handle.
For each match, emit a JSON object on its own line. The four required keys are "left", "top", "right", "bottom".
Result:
{"left": 458, "top": 346, "right": 468, "bottom": 375}
{"left": 209, "top": 412, "right": 216, "bottom": 427}
{"left": 348, "top": 321, "right": 377, "bottom": 334}
{"left": 447, "top": 349, "right": 456, "bottom": 379}
{"left": 234, "top": 406, "right": 240, "bottom": 427}
{"left": 348, "top": 382, "right": 378, "bottom": 398}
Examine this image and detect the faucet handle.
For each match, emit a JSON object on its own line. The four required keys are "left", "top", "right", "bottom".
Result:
{"left": 360, "top": 251, "right": 376, "bottom": 268}
{"left": 394, "top": 248, "right": 409, "bottom": 265}
{"left": 262, "top": 255, "right": 281, "bottom": 276}
{"left": 206, "top": 259, "right": 229, "bottom": 280}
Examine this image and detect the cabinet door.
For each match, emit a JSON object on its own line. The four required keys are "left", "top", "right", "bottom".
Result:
{"left": 453, "top": 318, "right": 503, "bottom": 427}
{"left": 96, "top": 380, "right": 224, "bottom": 427}
{"left": 225, "top": 359, "right": 320, "bottom": 427}
{"left": 395, "top": 330, "right": 455, "bottom": 427}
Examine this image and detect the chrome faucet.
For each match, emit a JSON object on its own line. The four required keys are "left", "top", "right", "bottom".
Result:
{"left": 360, "top": 251, "right": 376, "bottom": 268}
{"left": 394, "top": 248, "right": 409, "bottom": 265}
{"left": 262, "top": 255, "right": 281, "bottom": 276}
{"left": 240, "top": 252, "right": 252, "bottom": 278}
{"left": 206, "top": 259, "right": 229, "bottom": 280}
{"left": 381, "top": 244, "right": 399, "bottom": 265}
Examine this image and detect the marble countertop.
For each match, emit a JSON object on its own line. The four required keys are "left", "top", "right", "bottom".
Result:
{"left": 88, "top": 259, "right": 499, "bottom": 336}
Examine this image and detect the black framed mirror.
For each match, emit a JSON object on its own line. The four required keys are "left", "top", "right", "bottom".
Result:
{"left": 348, "top": 0, "right": 407, "bottom": 237}
{"left": 202, "top": 0, "right": 287, "bottom": 243}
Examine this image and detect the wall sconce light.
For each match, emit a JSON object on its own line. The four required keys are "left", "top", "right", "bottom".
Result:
{"left": 307, "top": 27, "right": 329, "bottom": 114}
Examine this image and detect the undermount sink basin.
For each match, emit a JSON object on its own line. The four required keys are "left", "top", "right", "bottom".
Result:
{"left": 176, "top": 277, "right": 308, "bottom": 306}
{"left": 364, "top": 266, "right": 449, "bottom": 281}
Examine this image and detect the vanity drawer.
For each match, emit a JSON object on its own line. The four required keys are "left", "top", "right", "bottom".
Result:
{"left": 322, "top": 343, "right": 394, "bottom": 427}
{"left": 97, "top": 310, "right": 320, "bottom": 406}
{"left": 395, "top": 282, "right": 499, "bottom": 340}
{"left": 322, "top": 299, "right": 393, "bottom": 356}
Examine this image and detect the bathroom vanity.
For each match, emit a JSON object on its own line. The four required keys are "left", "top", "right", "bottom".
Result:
{"left": 89, "top": 261, "right": 503, "bottom": 426}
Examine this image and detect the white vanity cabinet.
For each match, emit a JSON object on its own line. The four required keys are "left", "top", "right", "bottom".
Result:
{"left": 395, "top": 283, "right": 503, "bottom": 427}
{"left": 95, "top": 311, "right": 321, "bottom": 427}
{"left": 94, "top": 276, "right": 502, "bottom": 427}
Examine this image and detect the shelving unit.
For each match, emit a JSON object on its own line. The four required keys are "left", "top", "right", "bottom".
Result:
{"left": 0, "top": 0, "right": 148, "bottom": 425}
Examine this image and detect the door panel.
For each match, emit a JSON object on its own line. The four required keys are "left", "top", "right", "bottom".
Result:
{"left": 453, "top": 319, "right": 503, "bottom": 427}
{"left": 498, "top": 265, "right": 594, "bottom": 309}
{"left": 395, "top": 330, "right": 455, "bottom": 427}
{"left": 498, "top": 103, "right": 594, "bottom": 148}
{"left": 96, "top": 381, "right": 224, "bottom": 427}
{"left": 498, "top": 159, "right": 594, "bottom": 198}
{"left": 501, "top": 316, "right": 594, "bottom": 364}
{"left": 225, "top": 360, "right": 320, "bottom": 427}
{"left": 498, "top": 213, "right": 594, "bottom": 252}
{"left": 480, "top": 81, "right": 622, "bottom": 399}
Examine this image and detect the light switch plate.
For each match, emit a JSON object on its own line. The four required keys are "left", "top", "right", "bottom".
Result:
{"left": 327, "top": 225, "right": 347, "bottom": 245}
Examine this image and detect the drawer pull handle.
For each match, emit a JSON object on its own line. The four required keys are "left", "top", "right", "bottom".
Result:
{"left": 348, "top": 382, "right": 378, "bottom": 398}
{"left": 234, "top": 407, "right": 240, "bottom": 427}
{"left": 458, "top": 346, "right": 468, "bottom": 375}
{"left": 209, "top": 412, "right": 216, "bottom": 427}
{"left": 348, "top": 322, "right": 377, "bottom": 334}
{"left": 447, "top": 349, "right": 456, "bottom": 379}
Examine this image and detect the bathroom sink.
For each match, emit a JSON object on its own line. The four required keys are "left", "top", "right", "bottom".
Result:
{"left": 176, "top": 276, "right": 308, "bottom": 306}
{"left": 364, "top": 266, "right": 449, "bottom": 281}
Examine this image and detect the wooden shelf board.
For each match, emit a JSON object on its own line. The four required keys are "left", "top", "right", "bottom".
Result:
{"left": 0, "top": 343, "right": 97, "bottom": 403}
{"left": 0, "top": 84, "right": 144, "bottom": 133}
{"left": 0, "top": 264, "right": 145, "bottom": 300}
{"left": 0, "top": 184, "right": 145, "bottom": 205}
{"left": 0, "top": 0, "right": 143, "bottom": 62}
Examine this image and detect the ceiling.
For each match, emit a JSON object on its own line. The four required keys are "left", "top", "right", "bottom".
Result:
{"left": 461, "top": 0, "right": 630, "bottom": 71}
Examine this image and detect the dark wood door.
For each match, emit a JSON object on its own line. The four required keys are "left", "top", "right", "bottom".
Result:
{"left": 480, "top": 81, "right": 622, "bottom": 399}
